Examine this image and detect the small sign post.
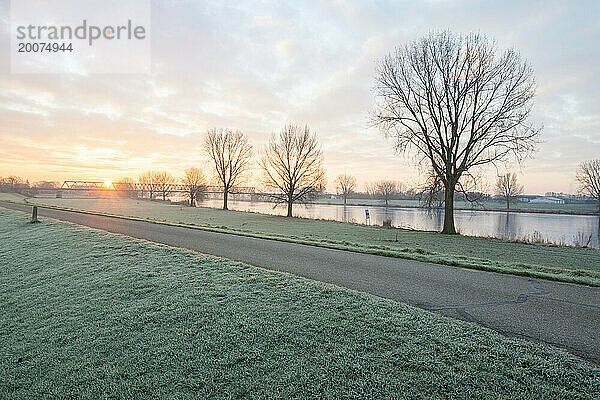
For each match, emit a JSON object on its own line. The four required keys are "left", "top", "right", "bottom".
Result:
{"left": 365, "top": 209, "right": 370, "bottom": 225}
{"left": 31, "top": 206, "right": 38, "bottom": 223}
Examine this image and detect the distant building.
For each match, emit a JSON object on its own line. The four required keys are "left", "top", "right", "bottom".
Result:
{"left": 517, "top": 195, "right": 537, "bottom": 203}
{"left": 530, "top": 196, "right": 565, "bottom": 204}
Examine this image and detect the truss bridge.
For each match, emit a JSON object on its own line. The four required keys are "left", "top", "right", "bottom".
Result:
{"left": 54, "top": 180, "right": 278, "bottom": 201}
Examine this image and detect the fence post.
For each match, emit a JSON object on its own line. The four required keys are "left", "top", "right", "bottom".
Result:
{"left": 31, "top": 206, "right": 38, "bottom": 223}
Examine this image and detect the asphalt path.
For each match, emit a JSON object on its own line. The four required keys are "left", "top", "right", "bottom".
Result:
{"left": 2, "top": 201, "right": 599, "bottom": 363}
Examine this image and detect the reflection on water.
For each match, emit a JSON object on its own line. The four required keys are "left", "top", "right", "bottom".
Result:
{"left": 193, "top": 198, "right": 600, "bottom": 249}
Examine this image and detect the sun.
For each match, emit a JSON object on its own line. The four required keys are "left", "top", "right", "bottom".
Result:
{"left": 102, "top": 179, "right": 113, "bottom": 189}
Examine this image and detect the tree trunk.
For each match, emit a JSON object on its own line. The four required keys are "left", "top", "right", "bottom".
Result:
{"left": 223, "top": 189, "right": 228, "bottom": 210}
{"left": 287, "top": 200, "right": 293, "bottom": 217}
{"left": 442, "top": 184, "right": 457, "bottom": 234}
{"left": 343, "top": 196, "right": 347, "bottom": 205}
{"left": 506, "top": 196, "right": 510, "bottom": 210}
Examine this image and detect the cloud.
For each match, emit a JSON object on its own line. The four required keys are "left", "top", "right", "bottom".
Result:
{"left": 0, "top": 0, "right": 598, "bottom": 193}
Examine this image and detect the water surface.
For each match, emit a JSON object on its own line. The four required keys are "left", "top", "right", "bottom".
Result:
{"left": 194, "top": 198, "right": 600, "bottom": 249}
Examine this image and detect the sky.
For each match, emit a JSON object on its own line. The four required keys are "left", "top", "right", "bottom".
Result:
{"left": 0, "top": 0, "right": 598, "bottom": 194}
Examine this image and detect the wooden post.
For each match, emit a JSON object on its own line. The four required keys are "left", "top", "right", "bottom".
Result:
{"left": 31, "top": 206, "right": 38, "bottom": 223}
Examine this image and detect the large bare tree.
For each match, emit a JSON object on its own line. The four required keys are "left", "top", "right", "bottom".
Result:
{"left": 260, "top": 124, "right": 326, "bottom": 217}
{"left": 375, "top": 180, "right": 401, "bottom": 206}
{"left": 152, "top": 171, "right": 176, "bottom": 201}
{"left": 373, "top": 31, "right": 539, "bottom": 233}
{"left": 204, "top": 128, "right": 253, "bottom": 210}
{"left": 576, "top": 159, "right": 600, "bottom": 212}
{"left": 335, "top": 174, "right": 357, "bottom": 205}
{"left": 495, "top": 172, "right": 523, "bottom": 209}
{"left": 182, "top": 167, "right": 206, "bottom": 207}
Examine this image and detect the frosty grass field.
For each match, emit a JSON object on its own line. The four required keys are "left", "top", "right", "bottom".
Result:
{"left": 0, "top": 207, "right": 599, "bottom": 399}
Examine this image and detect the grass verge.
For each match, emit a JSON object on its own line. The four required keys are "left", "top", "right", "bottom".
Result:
{"left": 0, "top": 208, "right": 598, "bottom": 399}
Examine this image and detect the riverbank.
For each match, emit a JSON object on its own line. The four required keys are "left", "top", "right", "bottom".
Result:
{"left": 314, "top": 198, "right": 600, "bottom": 216}
{"left": 1, "top": 208, "right": 598, "bottom": 398}
{"left": 3, "top": 193, "right": 599, "bottom": 286}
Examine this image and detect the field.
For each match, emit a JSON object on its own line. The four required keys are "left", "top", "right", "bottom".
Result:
{"left": 2, "top": 193, "right": 599, "bottom": 286}
{"left": 0, "top": 208, "right": 598, "bottom": 399}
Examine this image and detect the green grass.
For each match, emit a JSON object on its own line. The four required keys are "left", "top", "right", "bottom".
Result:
{"left": 3, "top": 194, "right": 599, "bottom": 286}
{"left": 0, "top": 193, "right": 28, "bottom": 202}
{"left": 0, "top": 208, "right": 598, "bottom": 399}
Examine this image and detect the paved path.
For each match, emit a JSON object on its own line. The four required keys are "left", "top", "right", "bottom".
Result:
{"left": 2, "top": 201, "right": 599, "bottom": 363}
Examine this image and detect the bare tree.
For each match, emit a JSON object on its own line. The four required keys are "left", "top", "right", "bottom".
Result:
{"left": 373, "top": 31, "right": 539, "bottom": 233}
{"left": 182, "top": 167, "right": 207, "bottom": 207}
{"left": 365, "top": 182, "right": 377, "bottom": 198}
{"left": 495, "top": 172, "right": 523, "bottom": 209}
{"left": 139, "top": 171, "right": 155, "bottom": 199}
{"left": 576, "top": 159, "right": 600, "bottom": 212}
{"left": 335, "top": 174, "right": 357, "bottom": 205}
{"left": 204, "top": 128, "right": 253, "bottom": 210}
{"left": 115, "top": 177, "right": 136, "bottom": 197}
{"left": 260, "top": 124, "right": 326, "bottom": 217}
{"left": 2, "top": 176, "right": 23, "bottom": 186}
{"left": 152, "top": 171, "right": 176, "bottom": 201}
{"left": 118, "top": 177, "right": 135, "bottom": 190}
{"left": 375, "top": 180, "right": 401, "bottom": 206}
{"left": 0, "top": 176, "right": 26, "bottom": 193}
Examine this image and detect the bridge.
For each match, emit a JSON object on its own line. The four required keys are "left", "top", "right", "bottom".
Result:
{"left": 54, "top": 180, "right": 279, "bottom": 201}
{"left": 60, "top": 180, "right": 257, "bottom": 194}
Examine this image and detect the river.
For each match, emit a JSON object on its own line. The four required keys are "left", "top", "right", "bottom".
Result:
{"left": 194, "top": 198, "right": 600, "bottom": 249}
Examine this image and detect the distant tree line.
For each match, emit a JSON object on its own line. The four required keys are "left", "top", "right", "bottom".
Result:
{"left": 0, "top": 176, "right": 60, "bottom": 196}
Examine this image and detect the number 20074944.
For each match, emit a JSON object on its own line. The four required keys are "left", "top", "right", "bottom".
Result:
{"left": 17, "top": 42, "right": 73, "bottom": 52}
